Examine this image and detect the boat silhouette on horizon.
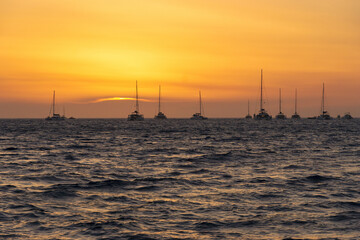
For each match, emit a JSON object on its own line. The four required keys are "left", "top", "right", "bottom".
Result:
{"left": 255, "top": 69, "right": 272, "bottom": 120}
{"left": 317, "top": 83, "right": 332, "bottom": 120}
{"left": 291, "top": 88, "right": 301, "bottom": 119}
{"left": 45, "top": 91, "right": 66, "bottom": 121}
{"left": 191, "top": 91, "right": 207, "bottom": 120}
{"left": 154, "top": 85, "right": 167, "bottom": 120}
{"left": 275, "top": 88, "right": 286, "bottom": 119}
{"left": 128, "top": 81, "right": 144, "bottom": 121}
{"left": 342, "top": 112, "right": 353, "bottom": 119}
{"left": 245, "top": 100, "right": 252, "bottom": 119}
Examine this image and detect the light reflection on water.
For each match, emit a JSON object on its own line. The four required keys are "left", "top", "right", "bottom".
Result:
{"left": 0, "top": 119, "right": 359, "bottom": 239}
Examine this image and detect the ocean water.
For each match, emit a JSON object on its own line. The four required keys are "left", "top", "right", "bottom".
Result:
{"left": 0, "top": 119, "right": 359, "bottom": 240}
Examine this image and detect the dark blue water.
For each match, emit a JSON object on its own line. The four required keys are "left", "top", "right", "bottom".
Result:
{"left": 0, "top": 119, "right": 359, "bottom": 239}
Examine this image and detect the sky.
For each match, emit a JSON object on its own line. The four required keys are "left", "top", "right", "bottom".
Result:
{"left": 0, "top": 0, "right": 359, "bottom": 118}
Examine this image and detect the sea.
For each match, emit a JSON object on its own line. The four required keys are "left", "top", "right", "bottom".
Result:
{"left": 0, "top": 119, "right": 359, "bottom": 240}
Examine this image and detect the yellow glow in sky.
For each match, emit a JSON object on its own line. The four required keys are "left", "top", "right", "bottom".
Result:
{"left": 0, "top": 0, "right": 359, "bottom": 117}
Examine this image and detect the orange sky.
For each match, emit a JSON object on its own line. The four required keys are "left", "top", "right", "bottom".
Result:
{"left": 0, "top": 0, "right": 359, "bottom": 118}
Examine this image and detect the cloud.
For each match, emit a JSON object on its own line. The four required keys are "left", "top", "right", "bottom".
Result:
{"left": 90, "top": 97, "right": 154, "bottom": 103}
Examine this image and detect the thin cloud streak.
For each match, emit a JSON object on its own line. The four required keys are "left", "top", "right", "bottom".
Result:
{"left": 90, "top": 97, "right": 154, "bottom": 104}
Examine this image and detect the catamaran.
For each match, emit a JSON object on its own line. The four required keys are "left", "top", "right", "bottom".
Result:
{"left": 254, "top": 69, "right": 272, "bottom": 120}
{"left": 317, "top": 83, "right": 331, "bottom": 120}
{"left": 45, "top": 91, "right": 66, "bottom": 121}
{"left": 275, "top": 88, "right": 286, "bottom": 119}
{"left": 291, "top": 88, "right": 301, "bottom": 119}
{"left": 154, "top": 85, "right": 167, "bottom": 119}
{"left": 245, "top": 100, "right": 252, "bottom": 119}
{"left": 128, "top": 81, "right": 144, "bottom": 121}
{"left": 191, "top": 91, "right": 208, "bottom": 120}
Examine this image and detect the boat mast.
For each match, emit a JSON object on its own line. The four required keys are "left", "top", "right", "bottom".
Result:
{"left": 199, "top": 91, "right": 202, "bottom": 115}
{"left": 322, "top": 83, "right": 325, "bottom": 114}
{"left": 295, "top": 88, "right": 297, "bottom": 114}
{"left": 260, "top": 69, "right": 263, "bottom": 111}
{"left": 248, "top": 100, "right": 250, "bottom": 115}
{"left": 53, "top": 90, "right": 55, "bottom": 116}
{"left": 136, "top": 81, "right": 139, "bottom": 112}
{"left": 158, "top": 85, "right": 161, "bottom": 113}
{"left": 279, "top": 88, "right": 282, "bottom": 113}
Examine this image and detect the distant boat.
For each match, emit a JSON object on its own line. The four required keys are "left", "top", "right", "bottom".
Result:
{"left": 154, "top": 85, "right": 167, "bottom": 120}
{"left": 45, "top": 91, "right": 66, "bottom": 121}
{"left": 245, "top": 100, "right": 252, "bottom": 119}
{"left": 342, "top": 112, "right": 353, "bottom": 119}
{"left": 254, "top": 69, "right": 272, "bottom": 120}
{"left": 63, "top": 105, "right": 75, "bottom": 119}
{"left": 317, "top": 83, "right": 332, "bottom": 120}
{"left": 291, "top": 88, "right": 301, "bottom": 119}
{"left": 128, "top": 81, "right": 144, "bottom": 121}
{"left": 275, "top": 88, "right": 287, "bottom": 119}
{"left": 191, "top": 91, "right": 208, "bottom": 120}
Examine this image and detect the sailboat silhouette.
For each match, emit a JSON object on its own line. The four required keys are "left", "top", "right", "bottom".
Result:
{"left": 191, "top": 91, "right": 207, "bottom": 120}
{"left": 275, "top": 88, "right": 286, "bottom": 119}
{"left": 245, "top": 100, "right": 252, "bottom": 119}
{"left": 128, "top": 81, "right": 144, "bottom": 121}
{"left": 254, "top": 69, "right": 272, "bottom": 120}
{"left": 45, "top": 91, "right": 65, "bottom": 121}
{"left": 291, "top": 88, "right": 301, "bottom": 119}
{"left": 317, "top": 83, "right": 331, "bottom": 120}
{"left": 154, "top": 85, "right": 167, "bottom": 119}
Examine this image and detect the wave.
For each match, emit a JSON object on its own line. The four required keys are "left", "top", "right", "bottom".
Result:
{"left": 3, "top": 147, "right": 18, "bottom": 151}
{"left": 329, "top": 211, "right": 360, "bottom": 222}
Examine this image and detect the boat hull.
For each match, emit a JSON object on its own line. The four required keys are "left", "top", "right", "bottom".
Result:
{"left": 154, "top": 112, "right": 167, "bottom": 120}
{"left": 291, "top": 114, "right": 301, "bottom": 119}
{"left": 128, "top": 112, "right": 144, "bottom": 121}
{"left": 255, "top": 110, "right": 272, "bottom": 120}
{"left": 191, "top": 113, "right": 207, "bottom": 120}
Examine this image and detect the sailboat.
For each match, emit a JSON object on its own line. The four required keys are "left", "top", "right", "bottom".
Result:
{"left": 317, "top": 83, "right": 331, "bottom": 120}
{"left": 245, "top": 100, "right": 252, "bottom": 119}
{"left": 45, "top": 91, "right": 66, "bottom": 121}
{"left": 128, "top": 81, "right": 144, "bottom": 121}
{"left": 275, "top": 88, "right": 286, "bottom": 119}
{"left": 291, "top": 88, "right": 301, "bottom": 119}
{"left": 191, "top": 91, "right": 208, "bottom": 120}
{"left": 154, "top": 85, "right": 167, "bottom": 119}
{"left": 254, "top": 69, "right": 272, "bottom": 120}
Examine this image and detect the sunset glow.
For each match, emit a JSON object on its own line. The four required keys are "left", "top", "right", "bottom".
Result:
{"left": 92, "top": 97, "right": 153, "bottom": 103}
{"left": 1, "top": 0, "right": 359, "bottom": 118}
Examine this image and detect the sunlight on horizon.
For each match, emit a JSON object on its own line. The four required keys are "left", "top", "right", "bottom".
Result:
{"left": 91, "top": 97, "right": 154, "bottom": 103}
{"left": 0, "top": 0, "right": 359, "bottom": 117}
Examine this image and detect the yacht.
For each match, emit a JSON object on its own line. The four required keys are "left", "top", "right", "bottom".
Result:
{"left": 191, "top": 91, "right": 208, "bottom": 120}
{"left": 254, "top": 69, "right": 272, "bottom": 120}
{"left": 291, "top": 88, "right": 301, "bottom": 119}
{"left": 275, "top": 88, "right": 287, "bottom": 119}
{"left": 128, "top": 81, "right": 144, "bottom": 121}
{"left": 45, "top": 91, "right": 66, "bottom": 121}
{"left": 317, "top": 83, "right": 332, "bottom": 120}
{"left": 154, "top": 85, "right": 167, "bottom": 119}
{"left": 245, "top": 100, "right": 252, "bottom": 119}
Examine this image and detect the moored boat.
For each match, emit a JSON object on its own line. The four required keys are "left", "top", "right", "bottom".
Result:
{"left": 45, "top": 91, "right": 66, "bottom": 121}
{"left": 191, "top": 91, "right": 208, "bottom": 120}
{"left": 255, "top": 69, "right": 272, "bottom": 120}
{"left": 291, "top": 88, "right": 301, "bottom": 119}
{"left": 317, "top": 83, "right": 332, "bottom": 120}
{"left": 245, "top": 100, "right": 252, "bottom": 119}
{"left": 275, "top": 88, "right": 287, "bottom": 119}
{"left": 128, "top": 81, "right": 144, "bottom": 121}
{"left": 154, "top": 85, "right": 167, "bottom": 120}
